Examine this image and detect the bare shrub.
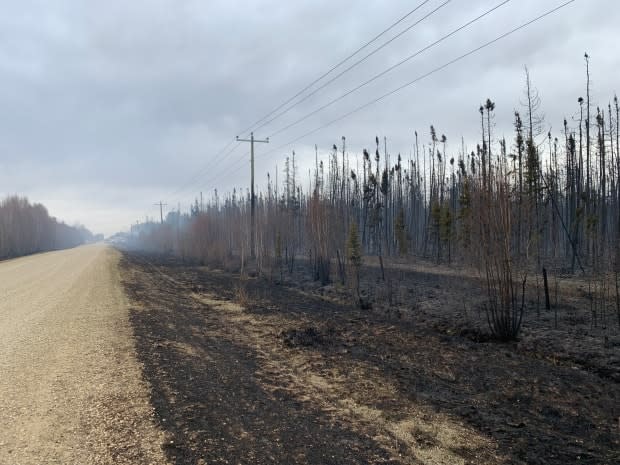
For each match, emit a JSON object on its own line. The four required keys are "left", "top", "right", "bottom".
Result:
{"left": 478, "top": 170, "right": 527, "bottom": 341}
{"left": 484, "top": 265, "right": 527, "bottom": 341}
{"left": 233, "top": 281, "right": 250, "bottom": 308}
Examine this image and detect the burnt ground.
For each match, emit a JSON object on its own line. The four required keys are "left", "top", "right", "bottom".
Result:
{"left": 119, "top": 251, "right": 619, "bottom": 465}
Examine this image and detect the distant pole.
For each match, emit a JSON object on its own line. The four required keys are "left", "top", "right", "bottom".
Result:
{"left": 154, "top": 201, "right": 167, "bottom": 224}
{"left": 236, "top": 132, "right": 269, "bottom": 259}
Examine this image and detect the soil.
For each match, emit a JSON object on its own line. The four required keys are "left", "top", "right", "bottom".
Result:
{"left": 120, "top": 251, "right": 620, "bottom": 465}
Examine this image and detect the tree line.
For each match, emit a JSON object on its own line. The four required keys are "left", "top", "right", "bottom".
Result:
{"left": 134, "top": 57, "right": 620, "bottom": 337}
{"left": 0, "top": 195, "right": 95, "bottom": 259}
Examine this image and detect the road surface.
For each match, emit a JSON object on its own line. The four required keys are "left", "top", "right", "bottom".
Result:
{"left": 0, "top": 245, "right": 168, "bottom": 464}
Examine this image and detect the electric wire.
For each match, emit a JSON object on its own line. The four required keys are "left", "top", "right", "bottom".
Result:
{"left": 266, "top": 0, "right": 512, "bottom": 139}
{"left": 167, "top": 138, "right": 237, "bottom": 199}
{"left": 163, "top": 1, "right": 444, "bottom": 203}
{"left": 168, "top": 0, "right": 456, "bottom": 198}
{"left": 251, "top": 0, "right": 453, "bottom": 134}
{"left": 255, "top": 1, "right": 576, "bottom": 163}
{"left": 167, "top": 0, "right": 575, "bottom": 208}
{"left": 237, "top": 0, "right": 437, "bottom": 136}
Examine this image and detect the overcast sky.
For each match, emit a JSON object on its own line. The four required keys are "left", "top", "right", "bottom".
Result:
{"left": 0, "top": 0, "right": 618, "bottom": 236}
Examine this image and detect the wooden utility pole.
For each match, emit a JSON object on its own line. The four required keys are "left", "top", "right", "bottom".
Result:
{"left": 236, "top": 132, "right": 269, "bottom": 259}
{"left": 154, "top": 201, "right": 167, "bottom": 224}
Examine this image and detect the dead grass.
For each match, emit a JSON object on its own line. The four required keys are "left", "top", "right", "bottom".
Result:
{"left": 184, "top": 278, "right": 502, "bottom": 464}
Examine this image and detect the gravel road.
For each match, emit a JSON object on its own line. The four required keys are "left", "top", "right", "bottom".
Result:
{"left": 0, "top": 245, "right": 169, "bottom": 465}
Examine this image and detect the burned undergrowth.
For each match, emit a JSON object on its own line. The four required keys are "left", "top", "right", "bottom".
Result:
{"left": 120, "top": 251, "right": 619, "bottom": 465}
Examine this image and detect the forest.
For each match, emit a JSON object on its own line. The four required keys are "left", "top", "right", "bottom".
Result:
{"left": 133, "top": 59, "right": 620, "bottom": 341}
{"left": 0, "top": 195, "right": 96, "bottom": 259}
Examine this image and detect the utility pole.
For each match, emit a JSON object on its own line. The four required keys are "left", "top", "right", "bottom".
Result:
{"left": 154, "top": 201, "right": 167, "bottom": 224}
{"left": 236, "top": 132, "right": 269, "bottom": 259}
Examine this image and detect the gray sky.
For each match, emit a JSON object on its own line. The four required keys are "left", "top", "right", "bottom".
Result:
{"left": 0, "top": 0, "right": 618, "bottom": 236}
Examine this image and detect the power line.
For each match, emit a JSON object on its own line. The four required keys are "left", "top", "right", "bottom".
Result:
{"left": 167, "top": 137, "right": 237, "bottom": 199}
{"left": 170, "top": 145, "right": 251, "bottom": 208}
{"left": 164, "top": 1, "right": 446, "bottom": 204}
{"left": 257, "top": 0, "right": 576, "bottom": 163}
{"left": 185, "top": 0, "right": 507, "bottom": 195}
{"left": 267, "top": 0, "right": 512, "bottom": 139}
{"left": 171, "top": 1, "right": 455, "bottom": 200}
{"left": 170, "top": 0, "right": 576, "bottom": 205}
{"left": 237, "top": 0, "right": 436, "bottom": 137}
{"left": 168, "top": 140, "right": 244, "bottom": 201}
{"left": 252, "top": 0, "right": 453, "bottom": 135}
